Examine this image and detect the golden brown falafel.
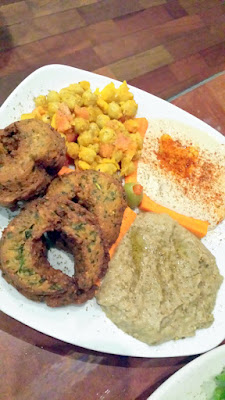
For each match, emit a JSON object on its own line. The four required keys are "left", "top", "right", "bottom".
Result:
{"left": 0, "top": 195, "right": 109, "bottom": 307}
{"left": 0, "top": 119, "right": 66, "bottom": 206}
{"left": 47, "top": 170, "right": 127, "bottom": 249}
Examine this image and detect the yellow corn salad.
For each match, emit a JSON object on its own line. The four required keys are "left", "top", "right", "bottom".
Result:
{"left": 21, "top": 80, "right": 143, "bottom": 176}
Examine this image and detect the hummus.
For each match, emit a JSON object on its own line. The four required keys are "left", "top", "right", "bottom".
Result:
{"left": 138, "top": 119, "right": 225, "bottom": 228}
{"left": 96, "top": 213, "right": 223, "bottom": 345}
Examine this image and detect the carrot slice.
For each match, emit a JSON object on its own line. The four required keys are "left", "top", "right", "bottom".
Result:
{"left": 34, "top": 106, "right": 46, "bottom": 116}
{"left": 55, "top": 112, "right": 71, "bottom": 133}
{"left": 109, "top": 207, "right": 137, "bottom": 258}
{"left": 58, "top": 166, "right": 74, "bottom": 176}
{"left": 65, "top": 131, "right": 77, "bottom": 142}
{"left": 74, "top": 105, "right": 89, "bottom": 120}
{"left": 114, "top": 133, "right": 132, "bottom": 151}
{"left": 140, "top": 194, "right": 208, "bottom": 238}
{"left": 99, "top": 143, "right": 114, "bottom": 158}
{"left": 135, "top": 117, "right": 148, "bottom": 138}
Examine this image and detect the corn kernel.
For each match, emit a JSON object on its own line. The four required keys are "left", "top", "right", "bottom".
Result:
{"left": 77, "top": 160, "right": 91, "bottom": 170}
{"left": 97, "top": 98, "right": 109, "bottom": 114}
{"left": 79, "top": 81, "right": 90, "bottom": 91}
{"left": 79, "top": 146, "right": 96, "bottom": 164}
{"left": 95, "top": 163, "right": 117, "bottom": 175}
{"left": 21, "top": 113, "right": 35, "bottom": 120}
{"left": 101, "top": 82, "right": 116, "bottom": 103}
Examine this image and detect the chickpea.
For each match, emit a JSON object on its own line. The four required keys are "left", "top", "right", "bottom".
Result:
{"left": 82, "top": 90, "right": 97, "bottom": 106}
{"left": 73, "top": 94, "right": 84, "bottom": 107}
{"left": 60, "top": 94, "right": 77, "bottom": 111}
{"left": 66, "top": 142, "right": 79, "bottom": 159}
{"left": 87, "top": 106, "right": 101, "bottom": 122}
{"left": 31, "top": 79, "right": 140, "bottom": 177}
{"left": 89, "top": 122, "right": 100, "bottom": 136}
{"left": 96, "top": 114, "right": 110, "bottom": 129}
{"left": 121, "top": 100, "right": 138, "bottom": 118}
{"left": 121, "top": 158, "right": 135, "bottom": 176}
{"left": 47, "top": 91, "right": 60, "bottom": 103}
{"left": 130, "top": 132, "right": 143, "bottom": 150}
{"left": 72, "top": 118, "right": 89, "bottom": 134}
{"left": 107, "top": 119, "right": 126, "bottom": 134}
{"left": 86, "top": 106, "right": 95, "bottom": 123}
{"left": 48, "top": 102, "right": 60, "bottom": 116}
{"left": 67, "top": 83, "right": 84, "bottom": 96}
{"left": 59, "top": 88, "right": 70, "bottom": 98}
{"left": 99, "top": 127, "right": 115, "bottom": 143}
{"left": 107, "top": 102, "right": 122, "bottom": 119}
{"left": 112, "top": 149, "right": 123, "bottom": 163}
{"left": 77, "top": 131, "right": 94, "bottom": 146}
{"left": 88, "top": 143, "right": 99, "bottom": 153}
{"left": 35, "top": 95, "right": 47, "bottom": 107}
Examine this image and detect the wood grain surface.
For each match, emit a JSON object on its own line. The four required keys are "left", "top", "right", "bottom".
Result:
{"left": 0, "top": 1, "right": 225, "bottom": 399}
{"left": 0, "top": 0, "right": 224, "bottom": 104}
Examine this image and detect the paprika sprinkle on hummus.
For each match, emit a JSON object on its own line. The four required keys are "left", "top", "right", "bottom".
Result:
{"left": 137, "top": 119, "right": 225, "bottom": 228}
{"left": 156, "top": 134, "right": 199, "bottom": 179}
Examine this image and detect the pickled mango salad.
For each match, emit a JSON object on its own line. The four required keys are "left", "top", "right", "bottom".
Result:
{"left": 21, "top": 81, "right": 145, "bottom": 176}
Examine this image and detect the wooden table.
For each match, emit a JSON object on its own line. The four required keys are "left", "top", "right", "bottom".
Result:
{"left": 0, "top": 70, "right": 225, "bottom": 400}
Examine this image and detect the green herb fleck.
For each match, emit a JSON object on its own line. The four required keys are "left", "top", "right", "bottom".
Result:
{"left": 21, "top": 267, "right": 34, "bottom": 276}
{"left": 25, "top": 229, "right": 32, "bottom": 239}
{"left": 39, "top": 277, "right": 46, "bottom": 284}
{"left": 50, "top": 283, "right": 62, "bottom": 291}
{"left": 73, "top": 222, "right": 85, "bottom": 231}
{"left": 17, "top": 244, "right": 25, "bottom": 273}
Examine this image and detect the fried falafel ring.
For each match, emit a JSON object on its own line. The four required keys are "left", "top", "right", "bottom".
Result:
{"left": 0, "top": 119, "right": 66, "bottom": 207}
{"left": 0, "top": 196, "right": 109, "bottom": 307}
{"left": 47, "top": 170, "right": 127, "bottom": 249}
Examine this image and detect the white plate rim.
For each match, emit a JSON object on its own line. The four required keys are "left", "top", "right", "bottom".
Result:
{"left": 148, "top": 344, "right": 225, "bottom": 399}
{"left": 0, "top": 64, "right": 225, "bottom": 358}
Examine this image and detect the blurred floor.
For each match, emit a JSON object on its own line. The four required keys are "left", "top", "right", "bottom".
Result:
{"left": 0, "top": 0, "right": 224, "bottom": 104}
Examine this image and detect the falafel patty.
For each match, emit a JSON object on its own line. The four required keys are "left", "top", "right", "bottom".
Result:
{"left": 0, "top": 196, "right": 109, "bottom": 307}
{"left": 0, "top": 119, "right": 66, "bottom": 206}
{"left": 47, "top": 170, "right": 127, "bottom": 249}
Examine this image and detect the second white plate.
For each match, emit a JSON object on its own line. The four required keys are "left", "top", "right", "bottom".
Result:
{"left": 149, "top": 344, "right": 225, "bottom": 399}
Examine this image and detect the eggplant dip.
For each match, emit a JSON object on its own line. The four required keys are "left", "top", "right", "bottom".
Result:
{"left": 96, "top": 213, "right": 223, "bottom": 345}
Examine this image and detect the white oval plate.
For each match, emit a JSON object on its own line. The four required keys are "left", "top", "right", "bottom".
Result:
{"left": 0, "top": 64, "right": 225, "bottom": 357}
{"left": 148, "top": 344, "right": 225, "bottom": 399}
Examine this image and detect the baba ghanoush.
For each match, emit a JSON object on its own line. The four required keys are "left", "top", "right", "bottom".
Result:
{"left": 96, "top": 213, "right": 223, "bottom": 345}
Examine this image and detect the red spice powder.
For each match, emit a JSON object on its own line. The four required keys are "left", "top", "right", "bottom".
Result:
{"left": 156, "top": 134, "right": 199, "bottom": 179}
